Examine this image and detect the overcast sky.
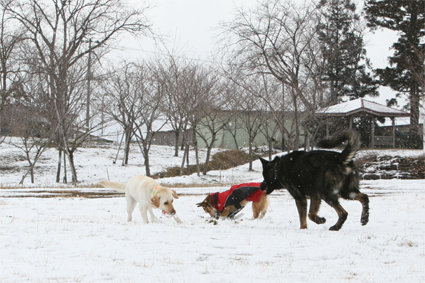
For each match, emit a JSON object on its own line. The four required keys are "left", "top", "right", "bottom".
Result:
{"left": 115, "top": 0, "right": 399, "bottom": 104}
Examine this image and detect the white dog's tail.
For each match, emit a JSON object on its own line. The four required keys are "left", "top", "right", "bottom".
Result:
{"left": 99, "top": 181, "right": 126, "bottom": 192}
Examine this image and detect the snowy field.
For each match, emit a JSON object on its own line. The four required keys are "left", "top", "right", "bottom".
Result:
{"left": 1, "top": 138, "right": 423, "bottom": 187}
{"left": 1, "top": 140, "right": 425, "bottom": 282}
{"left": 1, "top": 181, "right": 425, "bottom": 283}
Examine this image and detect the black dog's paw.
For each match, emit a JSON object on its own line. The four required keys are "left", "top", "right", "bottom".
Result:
{"left": 329, "top": 225, "right": 341, "bottom": 231}
{"left": 309, "top": 215, "right": 326, "bottom": 225}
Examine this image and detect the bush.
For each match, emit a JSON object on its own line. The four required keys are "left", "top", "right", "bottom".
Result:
{"left": 207, "top": 149, "right": 251, "bottom": 171}
{"left": 153, "top": 149, "right": 251, "bottom": 178}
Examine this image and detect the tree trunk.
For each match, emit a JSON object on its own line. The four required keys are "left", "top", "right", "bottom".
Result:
{"left": 123, "top": 129, "right": 132, "bottom": 166}
{"left": 63, "top": 152, "right": 67, "bottom": 184}
{"left": 67, "top": 150, "right": 78, "bottom": 184}
{"left": 30, "top": 164, "right": 34, "bottom": 184}
{"left": 305, "top": 132, "right": 311, "bottom": 151}
{"left": 293, "top": 95, "right": 300, "bottom": 149}
{"left": 193, "top": 129, "right": 200, "bottom": 177}
{"left": 268, "top": 139, "right": 273, "bottom": 160}
{"left": 143, "top": 143, "right": 151, "bottom": 177}
{"left": 186, "top": 143, "right": 190, "bottom": 175}
{"left": 203, "top": 132, "right": 216, "bottom": 175}
{"left": 56, "top": 149, "right": 62, "bottom": 183}
{"left": 229, "top": 119, "right": 239, "bottom": 149}
{"left": 410, "top": 90, "right": 420, "bottom": 134}
{"left": 248, "top": 139, "right": 253, "bottom": 171}
{"left": 174, "top": 130, "right": 179, "bottom": 157}
{"left": 180, "top": 144, "right": 188, "bottom": 176}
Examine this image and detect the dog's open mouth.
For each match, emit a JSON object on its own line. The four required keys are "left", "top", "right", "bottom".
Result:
{"left": 162, "top": 210, "right": 173, "bottom": 218}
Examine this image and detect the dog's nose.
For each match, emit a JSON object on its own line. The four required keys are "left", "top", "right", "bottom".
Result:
{"left": 171, "top": 210, "right": 176, "bottom": 215}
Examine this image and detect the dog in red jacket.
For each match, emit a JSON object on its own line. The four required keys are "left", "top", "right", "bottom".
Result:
{"left": 196, "top": 182, "right": 269, "bottom": 219}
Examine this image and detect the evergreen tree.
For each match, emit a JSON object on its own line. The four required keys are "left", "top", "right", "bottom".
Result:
{"left": 318, "top": 0, "right": 378, "bottom": 105}
{"left": 364, "top": 0, "right": 425, "bottom": 138}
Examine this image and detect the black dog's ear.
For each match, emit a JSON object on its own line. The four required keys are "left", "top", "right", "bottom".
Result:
{"left": 259, "top": 157, "right": 268, "bottom": 165}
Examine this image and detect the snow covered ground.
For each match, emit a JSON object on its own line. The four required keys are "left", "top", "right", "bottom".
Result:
{"left": 1, "top": 181, "right": 425, "bottom": 283}
{"left": 0, "top": 140, "right": 249, "bottom": 187}
{"left": 1, "top": 140, "right": 425, "bottom": 282}
{"left": 1, "top": 138, "right": 423, "bottom": 187}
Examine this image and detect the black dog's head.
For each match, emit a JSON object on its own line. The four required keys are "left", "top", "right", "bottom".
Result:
{"left": 259, "top": 156, "right": 284, "bottom": 194}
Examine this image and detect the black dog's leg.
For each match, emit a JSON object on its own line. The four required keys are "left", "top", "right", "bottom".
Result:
{"left": 295, "top": 197, "right": 308, "bottom": 229}
{"left": 355, "top": 193, "right": 369, "bottom": 226}
{"left": 340, "top": 190, "right": 370, "bottom": 226}
{"left": 324, "top": 198, "right": 348, "bottom": 231}
{"left": 308, "top": 195, "right": 326, "bottom": 225}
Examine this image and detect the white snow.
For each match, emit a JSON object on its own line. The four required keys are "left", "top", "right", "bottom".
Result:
{"left": 1, "top": 139, "right": 425, "bottom": 282}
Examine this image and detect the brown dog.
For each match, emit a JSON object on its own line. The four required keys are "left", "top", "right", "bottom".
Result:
{"left": 197, "top": 182, "right": 269, "bottom": 220}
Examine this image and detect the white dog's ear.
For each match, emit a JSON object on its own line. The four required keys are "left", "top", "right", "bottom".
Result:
{"left": 151, "top": 195, "right": 160, "bottom": 207}
{"left": 172, "top": 189, "right": 179, "bottom": 199}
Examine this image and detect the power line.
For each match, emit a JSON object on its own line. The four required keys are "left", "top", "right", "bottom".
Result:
{"left": 110, "top": 45, "right": 217, "bottom": 64}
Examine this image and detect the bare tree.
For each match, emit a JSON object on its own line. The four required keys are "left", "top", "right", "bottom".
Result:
{"left": 222, "top": 116, "right": 241, "bottom": 149}
{"left": 0, "top": 1, "right": 26, "bottom": 144}
{"left": 234, "top": 87, "right": 264, "bottom": 171}
{"left": 110, "top": 71, "right": 135, "bottom": 165}
{"left": 104, "top": 61, "right": 166, "bottom": 176}
{"left": 4, "top": 99, "right": 50, "bottom": 183}
{"left": 131, "top": 62, "right": 167, "bottom": 176}
{"left": 153, "top": 55, "right": 225, "bottom": 176}
{"left": 185, "top": 65, "right": 221, "bottom": 176}
{"left": 5, "top": 0, "right": 152, "bottom": 183}
{"left": 220, "top": 0, "right": 324, "bottom": 149}
{"left": 103, "top": 62, "right": 143, "bottom": 166}
{"left": 223, "top": 64, "right": 294, "bottom": 150}
{"left": 196, "top": 81, "right": 235, "bottom": 175}
{"left": 154, "top": 55, "right": 193, "bottom": 157}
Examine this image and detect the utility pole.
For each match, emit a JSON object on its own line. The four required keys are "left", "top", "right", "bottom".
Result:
{"left": 86, "top": 38, "right": 92, "bottom": 131}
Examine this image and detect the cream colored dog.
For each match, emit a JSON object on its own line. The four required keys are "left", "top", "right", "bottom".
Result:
{"left": 99, "top": 175, "right": 182, "bottom": 224}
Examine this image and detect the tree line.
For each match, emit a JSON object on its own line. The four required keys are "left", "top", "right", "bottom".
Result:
{"left": 0, "top": 0, "right": 423, "bottom": 184}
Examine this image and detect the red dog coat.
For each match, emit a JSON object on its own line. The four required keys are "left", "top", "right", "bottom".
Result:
{"left": 210, "top": 182, "right": 265, "bottom": 213}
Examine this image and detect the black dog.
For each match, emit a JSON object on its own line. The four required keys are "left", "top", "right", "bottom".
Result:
{"left": 259, "top": 130, "right": 369, "bottom": 231}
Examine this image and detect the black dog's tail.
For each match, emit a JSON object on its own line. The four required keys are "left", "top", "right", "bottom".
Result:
{"left": 317, "top": 130, "right": 360, "bottom": 165}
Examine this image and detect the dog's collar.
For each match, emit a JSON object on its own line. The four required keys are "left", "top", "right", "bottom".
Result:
{"left": 208, "top": 193, "right": 220, "bottom": 218}
{"left": 152, "top": 186, "right": 160, "bottom": 195}
{"left": 210, "top": 193, "right": 220, "bottom": 211}
{"left": 207, "top": 202, "right": 220, "bottom": 219}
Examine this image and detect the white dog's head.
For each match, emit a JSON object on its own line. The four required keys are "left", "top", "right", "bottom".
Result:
{"left": 151, "top": 187, "right": 179, "bottom": 216}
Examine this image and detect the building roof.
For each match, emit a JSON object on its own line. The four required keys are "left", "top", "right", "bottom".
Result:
{"left": 316, "top": 98, "right": 411, "bottom": 117}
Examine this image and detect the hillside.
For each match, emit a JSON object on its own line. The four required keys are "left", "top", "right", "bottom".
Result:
{"left": 1, "top": 138, "right": 424, "bottom": 187}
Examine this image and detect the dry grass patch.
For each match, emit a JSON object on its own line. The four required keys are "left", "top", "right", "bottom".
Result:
{"left": 152, "top": 149, "right": 252, "bottom": 179}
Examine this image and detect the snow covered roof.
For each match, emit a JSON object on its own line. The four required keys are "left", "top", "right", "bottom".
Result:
{"left": 316, "top": 98, "right": 411, "bottom": 117}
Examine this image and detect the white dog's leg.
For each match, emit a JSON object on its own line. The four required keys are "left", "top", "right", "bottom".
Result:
{"left": 148, "top": 208, "right": 158, "bottom": 222}
{"left": 126, "top": 195, "right": 137, "bottom": 222}
{"left": 139, "top": 206, "right": 149, "bottom": 224}
{"left": 173, "top": 215, "right": 183, "bottom": 224}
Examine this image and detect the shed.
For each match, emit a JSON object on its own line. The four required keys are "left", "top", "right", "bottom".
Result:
{"left": 316, "top": 98, "right": 411, "bottom": 148}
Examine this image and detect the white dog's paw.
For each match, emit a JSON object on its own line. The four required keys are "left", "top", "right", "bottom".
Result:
{"left": 173, "top": 215, "right": 183, "bottom": 224}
